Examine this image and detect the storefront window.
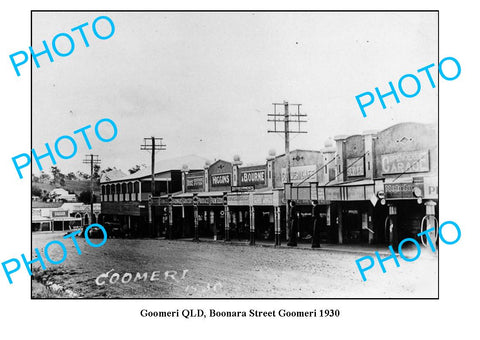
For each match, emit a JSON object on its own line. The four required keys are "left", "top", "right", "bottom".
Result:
{"left": 127, "top": 182, "right": 133, "bottom": 200}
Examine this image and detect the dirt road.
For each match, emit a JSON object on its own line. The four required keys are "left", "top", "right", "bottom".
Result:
{"left": 31, "top": 231, "right": 438, "bottom": 298}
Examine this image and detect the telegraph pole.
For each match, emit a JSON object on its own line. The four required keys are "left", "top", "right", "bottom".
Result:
{"left": 268, "top": 101, "right": 307, "bottom": 246}
{"left": 82, "top": 154, "right": 101, "bottom": 236}
{"left": 141, "top": 137, "right": 166, "bottom": 237}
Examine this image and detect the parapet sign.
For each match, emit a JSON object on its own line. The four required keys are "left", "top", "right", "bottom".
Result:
{"left": 211, "top": 173, "right": 231, "bottom": 187}
{"left": 381, "top": 150, "right": 430, "bottom": 175}
{"left": 186, "top": 176, "right": 204, "bottom": 191}
{"left": 239, "top": 169, "right": 266, "bottom": 186}
{"left": 384, "top": 183, "right": 423, "bottom": 199}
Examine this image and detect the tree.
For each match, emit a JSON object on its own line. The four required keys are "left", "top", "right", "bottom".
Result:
{"left": 128, "top": 164, "right": 146, "bottom": 174}
{"left": 32, "top": 186, "right": 42, "bottom": 197}
{"left": 78, "top": 190, "right": 98, "bottom": 204}
{"left": 39, "top": 171, "right": 50, "bottom": 182}
{"left": 76, "top": 171, "right": 90, "bottom": 180}
{"left": 101, "top": 166, "right": 116, "bottom": 174}
{"left": 66, "top": 172, "right": 77, "bottom": 180}
{"left": 128, "top": 165, "right": 141, "bottom": 174}
{"left": 51, "top": 166, "right": 66, "bottom": 185}
{"left": 92, "top": 164, "right": 101, "bottom": 183}
{"left": 51, "top": 166, "right": 61, "bottom": 182}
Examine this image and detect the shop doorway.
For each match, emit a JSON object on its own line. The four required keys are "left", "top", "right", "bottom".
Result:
{"left": 340, "top": 203, "right": 371, "bottom": 244}
{"left": 342, "top": 209, "right": 362, "bottom": 243}
{"left": 228, "top": 208, "right": 249, "bottom": 241}
{"left": 254, "top": 208, "right": 274, "bottom": 242}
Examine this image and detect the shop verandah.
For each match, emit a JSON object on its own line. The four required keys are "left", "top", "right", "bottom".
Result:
{"left": 155, "top": 190, "right": 283, "bottom": 244}
{"left": 151, "top": 180, "right": 436, "bottom": 248}
{"left": 32, "top": 216, "right": 82, "bottom": 232}
{"left": 155, "top": 188, "right": 333, "bottom": 246}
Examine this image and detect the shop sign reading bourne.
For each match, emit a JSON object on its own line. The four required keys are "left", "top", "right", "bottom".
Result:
{"left": 240, "top": 170, "right": 266, "bottom": 186}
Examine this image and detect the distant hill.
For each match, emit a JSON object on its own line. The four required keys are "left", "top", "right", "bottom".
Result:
{"left": 32, "top": 180, "right": 100, "bottom": 196}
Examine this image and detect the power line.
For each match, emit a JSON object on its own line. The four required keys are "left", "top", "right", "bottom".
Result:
{"left": 295, "top": 156, "right": 337, "bottom": 187}
{"left": 324, "top": 151, "right": 368, "bottom": 186}
{"left": 267, "top": 101, "right": 307, "bottom": 246}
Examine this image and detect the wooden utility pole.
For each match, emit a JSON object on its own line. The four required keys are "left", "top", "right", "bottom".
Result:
{"left": 82, "top": 154, "right": 101, "bottom": 236}
{"left": 141, "top": 137, "right": 166, "bottom": 237}
{"left": 268, "top": 101, "right": 307, "bottom": 246}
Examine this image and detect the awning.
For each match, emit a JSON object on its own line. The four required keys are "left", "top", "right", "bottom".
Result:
{"left": 172, "top": 192, "right": 193, "bottom": 198}
{"left": 156, "top": 191, "right": 224, "bottom": 206}
{"left": 382, "top": 176, "right": 428, "bottom": 200}
{"left": 52, "top": 217, "right": 83, "bottom": 221}
{"left": 316, "top": 180, "right": 375, "bottom": 202}
{"left": 337, "top": 179, "right": 374, "bottom": 187}
{"left": 227, "top": 189, "right": 283, "bottom": 207}
{"left": 198, "top": 191, "right": 224, "bottom": 197}
{"left": 32, "top": 216, "right": 52, "bottom": 223}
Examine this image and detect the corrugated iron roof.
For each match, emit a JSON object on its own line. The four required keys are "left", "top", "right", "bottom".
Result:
{"left": 101, "top": 155, "right": 209, "bottom": 184}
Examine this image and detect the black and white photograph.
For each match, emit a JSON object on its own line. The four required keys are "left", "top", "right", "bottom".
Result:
{"left": 2, "top": 1, "right": 478, "bottom": 338}
{"left": 30, "top": 11, "right": 439, "bottom": 298}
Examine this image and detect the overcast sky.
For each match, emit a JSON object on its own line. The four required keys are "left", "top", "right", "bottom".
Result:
{"left": 32, "top": 11, "right": 438, "bottom": 175}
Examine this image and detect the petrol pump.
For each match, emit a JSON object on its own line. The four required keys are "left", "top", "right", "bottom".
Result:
{"left": 420, "top": 200, "right": 438, "bottom": 250}
{"left": 376, "top": 190, "right": 395, "bottom": 246}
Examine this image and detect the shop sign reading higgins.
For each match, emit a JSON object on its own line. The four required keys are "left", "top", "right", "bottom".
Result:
{"left": 211, "top": 173, "right": 231, "bottom": 187}
{"left": 240, "top": 169, "right": 266, "bottom": 186}
{"left": 381, "top": 150, "right": 429, "bottom": 175}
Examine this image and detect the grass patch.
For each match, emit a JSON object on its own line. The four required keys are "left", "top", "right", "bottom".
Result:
{"left": 31, "top": 266, "right": 73, "bottom": 298}
{"left": 32, "top": 279, "right": 68, "bottom": 298}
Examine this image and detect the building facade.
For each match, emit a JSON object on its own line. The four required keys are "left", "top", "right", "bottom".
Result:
{"left": 32, "top": 202, "right": 100, "bottom": 231}
{"left": 100, "top": 155, "right": 207, "bottom": 237}
{"left": 100, "top": 122, "right": 438, "bottom": 248}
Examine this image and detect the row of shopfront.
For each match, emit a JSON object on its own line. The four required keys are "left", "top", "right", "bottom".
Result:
{"left": 32, "top": 202, "right": 101, "bottom": 232}
{"left": 151, "top": 177, "right": 438, "bottom": 246}
{"left": 100, "top": 122, "right": 439, "bottom": 248}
